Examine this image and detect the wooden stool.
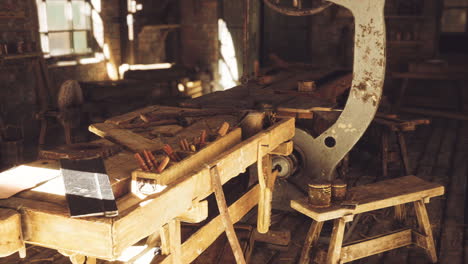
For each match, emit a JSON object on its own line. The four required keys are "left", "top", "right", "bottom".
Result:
{"left": 373, "top": 114, "right": 430, "bottom": 178}
{"left": 291, "top": 176, "right": 444, "bottom": 264}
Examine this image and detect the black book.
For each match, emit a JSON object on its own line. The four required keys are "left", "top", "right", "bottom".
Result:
{"left": 60, "top": 158, "right": 118, "bottom": 218}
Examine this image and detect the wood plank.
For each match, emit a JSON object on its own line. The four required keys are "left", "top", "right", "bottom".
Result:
{"left": 132, "top": 128, "right": 242, "bottom": 186}
{"left": 160, "top": 185, "right": 260, "bottom": 264}
{"left": 291, "top": 176, "right": 445, "bottom": 222}
{"left": 341, "top": 229, "right": 413, "bottom": 263}
{"left": 89, "top": 123, "right": 163, "bottom": 153}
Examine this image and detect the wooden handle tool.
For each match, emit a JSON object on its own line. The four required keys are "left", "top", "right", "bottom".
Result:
{"left": 157, "top": 156, "right": 170, "bottom": 173}
{"left": 217, "top": 122, "right": 230, "bottom": 138}
{"left": 135, "top": 153, "right": 150, "bottom": 171}
{"left": 199, "top": 130, "right": 207, "bottom": 147}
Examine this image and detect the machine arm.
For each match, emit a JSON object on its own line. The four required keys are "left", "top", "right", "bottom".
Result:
{"left": 301, "top": 0, "right": 387, "bottom": 180}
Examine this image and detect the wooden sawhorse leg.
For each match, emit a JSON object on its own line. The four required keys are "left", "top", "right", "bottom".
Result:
{"left": 414, "top": 200, "right": 437, "bottom": 263}
{"left": 299, "top": 221, "right": 324, "bottom": 264}
{"left": 327, "top": 218, "right": 347, "bottom": 264}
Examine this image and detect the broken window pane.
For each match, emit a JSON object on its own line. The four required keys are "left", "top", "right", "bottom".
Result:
{"left": 49, "top": 32, "right": 72, "bottom": 56}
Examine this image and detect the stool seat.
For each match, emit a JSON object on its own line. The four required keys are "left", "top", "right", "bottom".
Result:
{"left": 291, "top": 176, "right": 445, "bottom": 264}
{"left": 291, "top": 176, "right": 444, "bottom": 222}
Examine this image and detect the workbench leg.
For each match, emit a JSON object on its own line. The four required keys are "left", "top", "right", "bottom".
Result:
{"left": 381, "top": 129, "right": 389, "bottom": 178}
{"left": 257, "top": 147, "right": 278, "bottom": 234}
{"left": 327, "top": 218, "right": 346, "bottom": 264}
{"left": 168, "top": 219, "right": 182, "bottom": 264}
{"left": 396, "top": 132, "right": 411, "bottom": 175}
{"left": 85, "top": 257, "right": 96, "bottom": 264}
{"left": 413, "top": 200, "right": 437, "bottom": 263}
{"left": 211, "top": 166, "right": 247, "bottom": 264}
{"left": 299, "top": 221, "right": 324, "bottom": 264}
{"left": 160, "top": 224, "right": 171, "bottom": 255}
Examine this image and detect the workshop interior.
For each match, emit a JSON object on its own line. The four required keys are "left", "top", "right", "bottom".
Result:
{"left": 0, "top": 0, "right": 466, "bottom": 263}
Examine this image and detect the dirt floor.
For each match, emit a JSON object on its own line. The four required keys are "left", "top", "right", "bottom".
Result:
{"left": 1, "top": 118, "right": 466, "bottom": 264}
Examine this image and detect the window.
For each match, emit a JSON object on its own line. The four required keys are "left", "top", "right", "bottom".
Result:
{"left": 441, "top": 0, "right": 468, "bottom": 33}
{"left": 37, "top": 0, "right": 93, "bottom": 57}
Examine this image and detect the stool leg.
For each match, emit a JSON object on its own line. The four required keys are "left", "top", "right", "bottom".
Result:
{"left": 299, "top": 220, "right": 324, "bottom": 264}
{"left": 327, "top": 218, "right": 346, "bottom": 264}
{"left": 394, "top": 204, "right": 406, "bottom": 224}
{"left": 414, "top": 200, "right": 437, "bottom": 263}
{"left": 381, "top": 129, "right": 389, "bottom": 178}
{"left": 396, "top": 132, "right": 411, "bottom": 175}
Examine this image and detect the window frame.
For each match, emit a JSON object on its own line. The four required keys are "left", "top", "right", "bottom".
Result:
{"left": 37, "top": 0, "right": 95, "bottom": 59}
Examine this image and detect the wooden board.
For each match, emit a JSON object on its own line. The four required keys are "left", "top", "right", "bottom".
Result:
{"left": 89, "top": 123, "right": 164, "bottom": 153}
{"left": 132, "top": 128, "right": 242, "bottom": 186}
{"left": 291, "top": 176, "right": 445, "bottom": 222}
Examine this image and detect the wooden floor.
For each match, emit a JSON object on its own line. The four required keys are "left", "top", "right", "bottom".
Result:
{"left": 1, "top": 118, "right": 466, "bottom": 264}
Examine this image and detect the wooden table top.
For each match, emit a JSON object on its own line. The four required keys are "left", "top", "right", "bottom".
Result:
{"left": 291, "top": 176, "right": 445, "bottom": 222}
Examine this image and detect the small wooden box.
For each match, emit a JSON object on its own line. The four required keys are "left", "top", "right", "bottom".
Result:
{"left": 131, "top": 128, "right": 242, "bottom": 195}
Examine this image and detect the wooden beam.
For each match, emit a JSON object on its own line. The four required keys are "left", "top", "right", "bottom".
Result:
{"left": 89, "top": 123, "right": 163, "bottom": 153}
{"left": 177, "top": 200, "right": 208, "bottom": 224}
{"left": 299, "top": 221, "right": 324, "bottom": 264}
{"left": 413, "top": 200, "right": 438, "bottom": 262}
{"left": 340, "top": 229, "right": 413, "bottom": 263}
{"left": 210, "top": 166, "right": 246, "bottom": 264}
{"left": 159, "top": 185, "right": 260, "bottom": 264}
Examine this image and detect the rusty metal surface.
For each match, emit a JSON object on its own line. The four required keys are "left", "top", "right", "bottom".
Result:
{"left": 305, "top": 0, "right": 386, "bottom": 180}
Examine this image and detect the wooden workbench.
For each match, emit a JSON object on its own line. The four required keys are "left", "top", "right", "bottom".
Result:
{"left": 0, "top": 105, "right": 295, "bottom": 263}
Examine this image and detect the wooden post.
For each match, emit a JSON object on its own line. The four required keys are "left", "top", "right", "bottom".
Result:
{"left": 257, "top": 142, "right": 277, "bottom": 234}
{"left": 396, "top": 131, "right": 411, "bottom": 175}
{"left": 210, "top": 166, "right": 246, "bottom": 264}
{"left": 299, "top": 221, "right": 324, "bottom": 264}
{"left": 414, "top": 200, "right": 438, "bottom": 263}
{"left": 327, "top": 218, "right": 346, "bottom": 264}
{"left": 168, "top": 219, "right": 182, "bottom": 264}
